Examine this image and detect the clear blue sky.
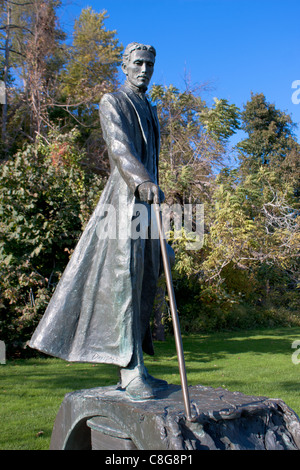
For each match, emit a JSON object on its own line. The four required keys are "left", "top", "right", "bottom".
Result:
{"left": 59, "top": 0, "right": 300, "bottom": 143}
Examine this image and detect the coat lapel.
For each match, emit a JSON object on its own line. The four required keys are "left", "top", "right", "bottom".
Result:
{"left": 120, "top": 85, "right": 160, "bottom": 179}
{"left": 120, "top": 85, "right": 149, "bottom": 145}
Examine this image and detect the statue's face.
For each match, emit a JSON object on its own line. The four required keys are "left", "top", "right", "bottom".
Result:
{"left": 123, "top": 49, "right": 155, "bottom": 91}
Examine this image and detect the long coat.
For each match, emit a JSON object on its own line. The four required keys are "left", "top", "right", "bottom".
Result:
{"left": 29, "top": 84, "right": 161, "bottom": 367}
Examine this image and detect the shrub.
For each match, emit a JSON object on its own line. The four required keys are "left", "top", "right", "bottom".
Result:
{"left": 0, "top": 130, "right": 104, "bottom": 355}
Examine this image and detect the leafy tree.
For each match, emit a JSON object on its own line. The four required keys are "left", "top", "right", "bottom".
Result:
{"left": 236, "top": 93, "right": 300, "bottom": 292}
{"left": 150, "top": 84, "right": 242, "bottom": 330}
{"left": 151, "top": 84, "right": 240, "bottom": 206}
{"left": 157, "top": 90, "right": 299, "bottom": 332}
{"left": 60, "top": 7, "right": 122, "bottom": 108}
{"left": 55, "top": 7, "right": 123, "bottom": 173}
{"left": 237, "top": 92, "right": 300, "bottom": 199}
{"left": 200, "top": 97, "right": 240, "bottom": 143}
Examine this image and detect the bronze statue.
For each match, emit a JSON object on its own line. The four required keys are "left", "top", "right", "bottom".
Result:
{"left": 29, "top": 43, "right": 170, "bottom": 400}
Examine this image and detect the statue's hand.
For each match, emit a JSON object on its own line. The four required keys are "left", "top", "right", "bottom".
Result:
{"left": 137, "top": 181, "right": 165, "bottom": 204}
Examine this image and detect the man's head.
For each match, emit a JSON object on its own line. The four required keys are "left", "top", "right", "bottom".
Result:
{"left": 122, "top": 43, "right": 156, "bottom": 92}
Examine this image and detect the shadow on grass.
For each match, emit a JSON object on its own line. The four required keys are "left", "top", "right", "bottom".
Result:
{"left": 3, "top": 359, "right": 120, "bottom": 395}
{"left": 179, "top": 327, "right": 300, "bottom": 359}
{"left": 146, "top": 327, "right": 300, "bottom": 402}
{"left": 3, "top": 327, "right": 300, "bottom": 395}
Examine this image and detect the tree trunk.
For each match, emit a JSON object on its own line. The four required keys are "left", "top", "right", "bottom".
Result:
{"left": 1, "top": 4, "right": 11, "bottom": 157}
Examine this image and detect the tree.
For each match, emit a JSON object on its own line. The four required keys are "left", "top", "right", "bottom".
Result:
{"left": 24, "top": 0, "right": 65, "bottom": 137}
{"left": 206, "top": 167, "right": 299, "bottom": 306}
{"left": 150, "top": 84, "right": 241, "bottom": 331}
{"left": 60, "top": 8, "right": 122, "bottom": 108}
{"left": 0, "top": 3, "right": 123, "bottom": 170}
{"left": 155, "top": 90, "right": 299, "bottom": 331}
{"left": 236, "top": 93, "right": 299, "bottom": 284}
{"left": 200, "top": 97, "right": 240, "bottom": 144}
{"left": 237, "top": 93, "right": 300, "bottom": 198}
{"left": 197, "top": 93, "right": 300, "bottom": 317}
{"left": 0, "top": 0, "right": 66, "bottom": 155}
{"left": 55, "top": 7, "right": 122, "bottom": 172}
{"left": 151, "top": 84, "right": 240, "bottom": 206}
{"left": 0, "top": 1, "right": 10, "bottom": 155}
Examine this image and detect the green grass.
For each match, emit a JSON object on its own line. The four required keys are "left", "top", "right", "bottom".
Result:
{"left": 1, "top": 326, "right": 300, "bottom": 450}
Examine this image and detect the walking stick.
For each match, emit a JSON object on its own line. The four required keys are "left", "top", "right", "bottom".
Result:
{"left": 153, "top": 203, "right": 192, "bottom": 421}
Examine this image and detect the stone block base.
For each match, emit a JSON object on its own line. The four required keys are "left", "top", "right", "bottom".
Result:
{"left": 50, "top": 384, "right": 300, "bottom": 450}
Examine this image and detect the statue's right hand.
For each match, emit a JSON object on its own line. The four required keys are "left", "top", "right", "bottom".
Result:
{"left": 137, "top": 181, "right": 165, "bottom": 204}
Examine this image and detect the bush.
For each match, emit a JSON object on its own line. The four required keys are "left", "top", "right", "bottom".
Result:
{"left": 171, "top": 272, "right": 300, "bottom": 335}
{"left": 0, "top": 131, "right": 104, "bottom": 355}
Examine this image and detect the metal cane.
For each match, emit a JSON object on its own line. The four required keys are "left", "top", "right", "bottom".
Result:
{"left": 153, "top": 203, "right": 192, "bottom": 421}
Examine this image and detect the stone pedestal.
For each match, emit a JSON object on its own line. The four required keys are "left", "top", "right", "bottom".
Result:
{"left": 50, "top": 384, "right": 300, "bottom": 450}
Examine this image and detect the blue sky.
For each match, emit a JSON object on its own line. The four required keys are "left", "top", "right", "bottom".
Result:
{"left": 59, "top": 0, "right": 300, "bottom": 143}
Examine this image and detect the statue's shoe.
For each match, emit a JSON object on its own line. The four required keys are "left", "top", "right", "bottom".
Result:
{"left": 125, "top": 376, "right": 155, "bottom": 401}
{"left": 144, "top": 369, "right": 168, "bottom": 390}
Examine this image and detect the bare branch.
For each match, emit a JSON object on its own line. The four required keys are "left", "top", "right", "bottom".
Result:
{"left": 5, "top": 0, "right": 34, "bottom": 5}
{"left": 0, "top": 46, "right": 25, "bottom": 57}
{"left": 0, "top": 25, "right": 34, "bottom": 35}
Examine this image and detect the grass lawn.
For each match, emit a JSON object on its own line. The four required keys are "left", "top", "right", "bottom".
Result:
{"left": 1, "top": 326, "right": 300, "bottom": 450}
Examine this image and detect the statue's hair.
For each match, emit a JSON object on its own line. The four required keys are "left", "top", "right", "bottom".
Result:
{"left": 122, "top": 42, "right": 156, "bottom": 65}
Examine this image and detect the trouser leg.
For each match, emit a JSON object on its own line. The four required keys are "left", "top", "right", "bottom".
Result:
{"left": 120, "top": 234, "right": 160, "bottom": 389}
{"left": 120, "top": 235, "right": 146, "bottom": 388}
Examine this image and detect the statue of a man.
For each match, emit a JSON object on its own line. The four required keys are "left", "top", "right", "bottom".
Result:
{"left": 29, "top": 43, "right": 170, "bottom": 400}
